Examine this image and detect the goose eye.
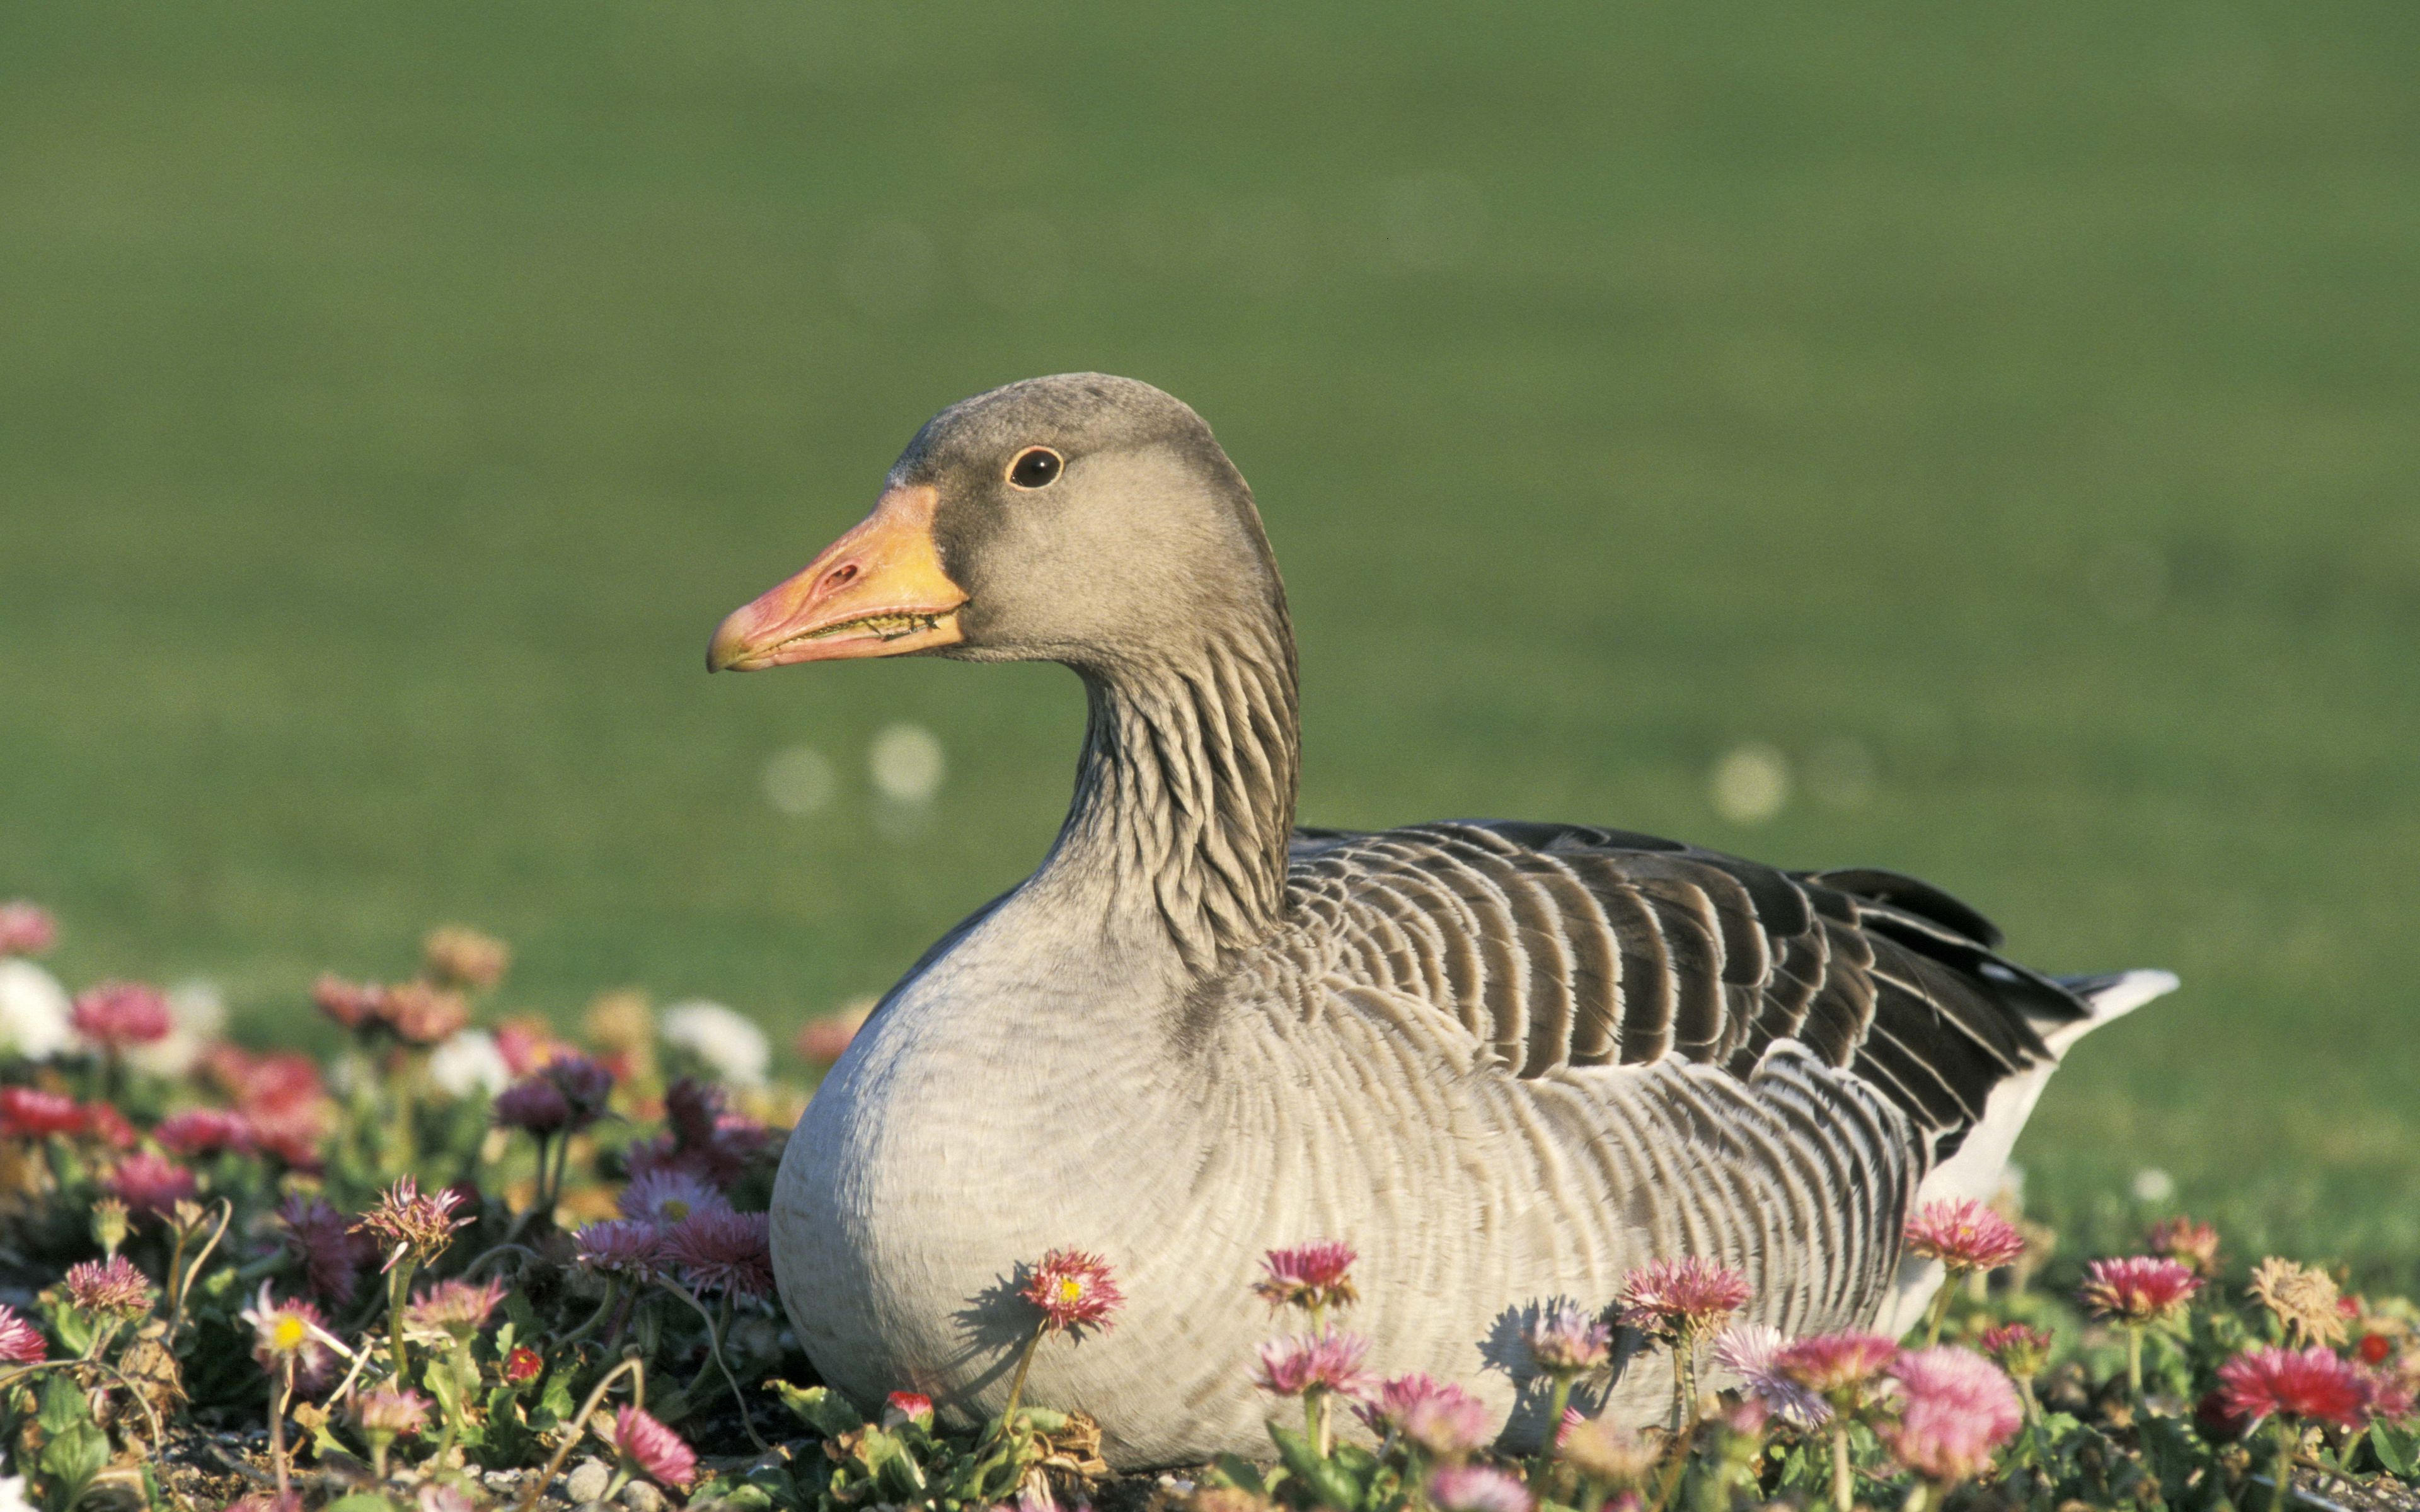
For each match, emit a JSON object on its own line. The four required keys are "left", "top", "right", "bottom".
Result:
{"left": 1007, "top": 447, "right": 1063, "bottom": 490}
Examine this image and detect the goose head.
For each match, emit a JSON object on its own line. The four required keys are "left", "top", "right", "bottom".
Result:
{"left": 708, "top": 373, "right": 1286, "bottom": 678}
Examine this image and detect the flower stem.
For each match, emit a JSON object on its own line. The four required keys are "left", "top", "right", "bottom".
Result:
{"left": 993, "top": 1322, "right": 1046, "bottom": 1444}
{"left": 268, "top": 1360, "right": 294, "bottom": 1499}
{"left": 2268, "top": 1419, "right": 2297, "bottom": 1512}
{"left": 1921, "top": 1272, "right": 1959, "bottom": 1348}
{"left": 387, "top": 1259, "right": 418, "bottom": 1383}
{"left": 1829, "top": 1422, "right": 1854, "bottom": 1512}
{"left": 655, "top": 1277, "right": 766, "bottom": 1452}
{"left": 2125, "top": 1326, "right": 2144, "bottom": 1399}
{"left": 1535, "top": 1375, "right": 1574, "bottom": 1482}
{"left": 511, "top": 1355, "right": 644, "bottom": 1512}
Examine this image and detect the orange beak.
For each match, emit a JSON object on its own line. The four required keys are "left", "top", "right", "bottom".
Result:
{"left": 707, "top": 484, "right": 970, "bottom": 672}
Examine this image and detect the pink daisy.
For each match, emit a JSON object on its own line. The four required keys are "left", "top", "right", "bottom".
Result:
{"left": 1774, "top": 1331, "right": 1901, "bottom": 1413}
{"left": 1020, "top": 1248, "right": 1124, "bottom": 1334}
{"left": 1882, "top": 1346, "right": 2022, "bottom": 1484}
{"left": 153, "top": 1107, "right": 255, "bottom": 1158}
{"left": 64, "top": 1254, "right": 156, "bottom": 1318}
{"left": 404, "top": 1276, "right": 507, "bottom": 1336}
{"left": 1712, "top": 1322, "right": 1828, "bottom": 1428}
{"left": 350, "top": 1176, "right": 468, "bottom": 1273}
{"left": 0, "top": 1302, "right": 47, "bottom": 1364}
{"left": 0, "top": 903, "right": 56, "bottom": 957}
{"left": 2218, "top": 1345, "right": 2375, "bottom": 1433}
{"left": 1903, "top": 1198, "right": 2027, "bottom": 1274}
{"left": 1356, "top": 1372, "right": 1494, "bottom": 1458}
{"left": 107, "top": 1151, "right": 198, "bottom": 1221}
{"left": 664, "top": 1209, "right": 775, "bottom": 1299}
{"left": 241, "top": 1286, "right": 338, "bottom": 1392}
{"left": 351, "top": 1384, "right": 432, "bottom": 1438}
{"left": 574, "top": 1219, "right": 668, "bottom": 1280}
{"left": 611, "top": 1405, "right": 698, "bottom": 1490}
{"left": 1253, "top": 1240, "right": 1359, "bottom": 1314}
{"left": 1978, "top": 1322, "right": 2053, "bottom": 1380}
{"left": 1254, "top": 1328, "right": 1373, "bottom": 1400}
{"left": 71, "top": 981, "right": 172, "bottom": 1051}
{"left": 0, "top": 1087, "right": 89, "bottom": 1140}
{"left": 2078, "top": 1256, "right": 2203, "bottom": 1324}
{"left": 1618, "top": 1256, "right": 1752, "bottom": 1344}
{"left": 1427, "top": 1464, "right": 1533, "bottom": 1512}
{"left": 620, "top": 1168, "right": 731, "bottom": 1228}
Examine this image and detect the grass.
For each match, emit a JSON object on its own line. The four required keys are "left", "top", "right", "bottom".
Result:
{"left": 1, "top": 2, "right": 2416, "bottom": 1269}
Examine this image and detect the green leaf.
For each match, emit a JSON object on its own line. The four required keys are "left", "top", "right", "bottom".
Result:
{"left": 2373, "top": 1422, "right": 2417, "bottom": 1479}
{"left": 1209, "top": 1455, "right": 1269, "bottom": 1496}
{"left": 38, "top": 1421, "right": 108, "bottom": 1512}
{"left": 771, "top": 1382, "right": 865, "bottom": 1439}
{"left": 324, "top": 1495, "right": 405, "bottom": 1512}
{"left": 533, "top": 1369, "right": 575, "bottom": 1430}
{"left": 35, "top": 1376, "right": 88, "bottom": 1436}
{"left": 1269, "top": 1421, "right": 1362, "bottom": 1512}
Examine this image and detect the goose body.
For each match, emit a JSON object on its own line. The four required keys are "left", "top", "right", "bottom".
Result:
{"left": 713, "top": 375, "right": 2173, "bottom": 1468}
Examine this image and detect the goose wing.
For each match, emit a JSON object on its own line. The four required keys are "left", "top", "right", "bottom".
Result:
{"left": 1283, "top": 820, "right": 2088, "bottom": 1160}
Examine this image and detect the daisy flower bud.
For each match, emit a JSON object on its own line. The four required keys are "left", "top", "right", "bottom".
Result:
{"left": 89, "top": 1198, "right": 130, "bottom": 1258}
{"left": 609, "top": 1405, "right": 698, "bottom": 1491}
{"left": 503, "top": 1345, "right": 543, "bottom": 1385}
{"left": 1978, "top": 1322, "right": 2053, "bottom": 1381}
{"left": 884, "top": 1391, "right": 934, "bottom": 1429}
{"left": 1253, "top": 1240, "right": 1358, "bottom": 1315}
{"left": 1526, "top": 1300, "right": 1613, "bottom": 1378}
{"left": 1903, "top": 1198, "right": 2027, "bottom": 1275}
{"left": 1020, "top": 1248, "right": 1124, "bottom": 1335}
{"left": 2078, "top": 1256, "right": 2202, "bottom": 1325}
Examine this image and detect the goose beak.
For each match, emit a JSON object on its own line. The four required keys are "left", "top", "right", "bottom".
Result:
{"left": 708, "top": 484, "right": 970, "bottom": 672}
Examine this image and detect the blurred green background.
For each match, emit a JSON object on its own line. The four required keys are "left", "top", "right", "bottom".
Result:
{"left": 3, "top": 3, "right": 2415, "bottom": 1268}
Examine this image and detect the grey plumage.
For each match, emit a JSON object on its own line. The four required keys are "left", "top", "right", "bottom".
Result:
{"left": 749, "top": 374, "right": 2174, "bottom": 1468}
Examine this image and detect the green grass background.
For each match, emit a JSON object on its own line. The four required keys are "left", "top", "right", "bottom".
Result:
{"left": 3, "top": 3, "right": 2415, "bottom": 1269}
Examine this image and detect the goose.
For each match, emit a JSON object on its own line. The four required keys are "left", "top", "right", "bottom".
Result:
{"left": 712, "top": 374, "right": 2174, "bottom": 1468}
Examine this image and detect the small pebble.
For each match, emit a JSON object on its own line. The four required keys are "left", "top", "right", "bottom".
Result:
{"left": 565, "top": 1458, "right": 613, "bottom": 1504}
{"left": 621, "top": 1482, "right": 666, "bottom": 1512}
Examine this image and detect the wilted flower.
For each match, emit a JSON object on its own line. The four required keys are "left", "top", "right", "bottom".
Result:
{"left": 1255, "top": 1328, "right": 1373, "bottom": 1399}
{"left": 2218, "top": 1345, "right": 2375, "bottom": 1433}
{"left": 1555, "top": 1411, "right": 1661, "bottom": 1484}
{"left": 403, "top": 1276, "right": 507, "bottom": 1336}
{"left": 71, "top": 981, "right": 172, "bottom": 1051}
{"left": 422, "top": 926, "right": 510, "bottom": 991}
{"left": 884, "top": 1391, "right": 935, "bottom": 1429}
{"left": 107, "top": 1152, "right": 198, "bottom": 1221}
{"left": 1021, "top": 1248, "right": 1124, "bottom": 1334}
{"left": 1978, "top": 1322, "right": 2054, "bottom": 1380}
{"left": 241, "top": 1287, "right": 337, "bottom": 1391}
{"left": 1618, "top": 1256, "right": 1752, "bottom": 1344}
{"left": 1427, "top": 1463, "right": 1531, "bottom": 1512}
{"left": 491, "top": 1076, "right": 573, "bottom": 1135}
{"left": 2145, "top": 1215, "right": 2222, "bottom": 1276}
{"left": 153, "top": 1107, "right": 254, "bottom": 1158}
{"left": 64, "top": 1255, "right": 156, "bottom": 1319}
{"left": 1254, "top": 1241, "right": 1359, "bottom": 1315}
{"left": 1904, "top": 1198, "right": 2028, "bottom": 1274}
{"left": 1356, "top": 1372, "right": 1494, "bottom": 1459}
{"left": 277, "top": 1194, "right": 373, "bottom": 1306}
{"left": 0, "top": 1303, "right": 47, "bottom": 1365}
{"left": 1712, "top": 1322, "right": 1829, "bottom": 1428}
{"left": 664, "top": 1210, "right": 775, "bottom": 1299}
{"left": 2247, "top": 1257, "right": 2348, "bottom": 1348}
{"left": 660, "top": 1000, "right": 772, "bottom": 1087}
{"left": 1775, "top": 1331, "right": 1901, "bottom": 1414}
{"left": 0, "top": 904, "right": 57, "bottom": 958}
{"left": 1882, "top": 1346, "right": 2022, "bottom": 1485}
{"left": 0, "top": 1087, "right": 91, "bottom": 1140}
{"left": 2079, "top": 1256, "right": 2203, "bottom": 1324}
{"left": 574, "top": 1220, "right": 667, "bottom": 1280}
{"left": 350, "top": 1176, "right": 468, "bottom": 1273}
{"left": 620, "top": 1169, "right": 730, "bottom": 1228}
{"left": 1527, "top": 1300, "right": 1613, "bottom": 1377}
{"left": 610, "top": 1406, "right": 698, "bottom": 1491}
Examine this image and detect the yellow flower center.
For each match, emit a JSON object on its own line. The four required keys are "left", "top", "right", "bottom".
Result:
{"left": 271, "top": 1315, "right": 307, "bottom": 1353}
{"left": 664, "top": 1199, "right": 690, "bottom": 1221}
{"left": 1056, "top": 1279, "right": 1083, "bottom": 1304}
